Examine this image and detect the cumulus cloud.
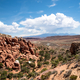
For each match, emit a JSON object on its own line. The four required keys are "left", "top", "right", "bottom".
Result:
{"left": 20, "top": 13, "right": 80, "bottom": 34}
{"left": 0, "top": 21, "right": 24, "bottom": 33}
{"left": 49, "top": 3, "right": 56, "bottom": 7}
{"left": 0, "top": 13, "right": 80, "bottom": 37}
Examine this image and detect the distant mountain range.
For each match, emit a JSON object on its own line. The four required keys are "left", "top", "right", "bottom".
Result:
{"left": 23, "top": 33, "right": 78, "bottom": 38}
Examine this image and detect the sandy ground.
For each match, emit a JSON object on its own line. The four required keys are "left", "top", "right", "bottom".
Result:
{"left": 35, "top": 62, "right": 80, "bottom": 80}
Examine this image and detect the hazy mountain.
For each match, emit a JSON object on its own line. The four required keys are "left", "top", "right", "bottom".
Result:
{"left": 23, "top": 33, "right": 78, "bottom": 38}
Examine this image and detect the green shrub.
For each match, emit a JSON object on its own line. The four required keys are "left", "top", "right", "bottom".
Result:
{"left": 27, "top": 71, "right": 36, "bottom": 78}
{"left": 0, "top": 63, "right": 3, "bottom": 68}
{"left": 13, "top": 72, "right": 23, "bottom": 78}
{"left": 13, "top": 74, "right": 17, "bottom": 78}
{"left": 49, "top": 50, "right": 54, "bottom": 54}
{"left": 19, "top": 60, "right": 23, "bottom": 64}
{"left": 39, "top": 50, "right": 44, "bottom": 56}
{"left": 29, "top": 58, "right": 35, "bottom": 62}
{"left": 17, "top": 72, "right": 23, "bottom": 78}
{"left": 38, "top": 62, "right": 42, "bottom": 68}
{"left": 7, "top": 67, "right": 13, "bottom": 71}
{"left": 58, "top": 54, "right": 63, "bottom": 61}
{"left": 44, "top": 53, "right": 50, "bottom": 61}
{"left": 39, "top": 56, "right": 43, "bottom": 61}
{"left": 62, "top": 57, "right": 68, "bottom": 63}
{"left": 23, "top": 62, "right": 29, "bottom": 67}
{"left": 0, "top": 71, "right": 7, "bottom": 80}
{"left": 43, "top": 61, "right": 49, "bottom": 65}
{"left": 41, "top": 71, "right": 51, "bottom": 80}
{"left": 21, "top": 67, "right": 30, "bottom": 73}
{"left": 41, "top": 68, "right": 47, "bottom": 73}
{"left": 70, "top": 75, "right": 77, "bottom": 80}
{"left": 51, "top": 56, "right": 56, "bottom": 61}
{"left": 7, "top": 73, "right": 13, "bottom": 79}
{"left": 51, "top": 59, "right": 59, "bottom": 68}
{"left": 75, "top": 54, "right": 79, "bottom": 59}
{"left": 29, "top": 63, "right": 35, "bottom": 68}
{"left": 66, "top": 50, "right": 70, "bottom": 54}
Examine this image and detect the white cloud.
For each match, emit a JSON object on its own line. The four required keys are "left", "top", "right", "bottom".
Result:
{"left": 20, "top": 13, "right": 80, "bottom": 35}
{"left": 37, "top": 10, "right": 44, "bottom": 14}
{"left": 0, "top": 13, "right": 80, "bottom": 37}
{"left": 0, "top": 21, "right": 24, "bottom": 33}
{"left": 48, "top": 0, "right": 58, "bottom": 8}
{"left": 49, "top": 3, "right": 56, "bottom": 7}
{"left": 12, "top": 22, "right": 19, "bottom": 27}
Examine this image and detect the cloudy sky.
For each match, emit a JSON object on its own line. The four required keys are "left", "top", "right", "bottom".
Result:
{"left": 0, "top": 0, "right": 80, "bottom": 37}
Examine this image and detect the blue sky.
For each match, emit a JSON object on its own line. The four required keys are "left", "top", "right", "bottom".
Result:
{"left": 0, "top": 0, "right": 80, "bottom": 37}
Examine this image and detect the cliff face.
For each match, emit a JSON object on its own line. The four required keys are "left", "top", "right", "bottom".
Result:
{"left": 0, "top": 34, "right": 38, "bottom": 70}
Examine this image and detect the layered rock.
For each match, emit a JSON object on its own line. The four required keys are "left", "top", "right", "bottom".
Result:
{"left": 0, "top": 34, "right": 38, "bottom": 70}
{"left": 70, "top": 43, "right": 80, "bottom": 55}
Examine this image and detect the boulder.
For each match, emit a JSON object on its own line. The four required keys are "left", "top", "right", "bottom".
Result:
{"left": 12, "top": 38, "right": 18, "bottom": 43}
{"left": 70, "top": 43, "right": 80, "bottom": 55}
{"left": 12, "top": 60, "right": 20, "bottom": 70}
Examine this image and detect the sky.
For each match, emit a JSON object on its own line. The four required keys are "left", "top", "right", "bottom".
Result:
{"left": 0, "top": 0, "right": 80, "bottom": 37}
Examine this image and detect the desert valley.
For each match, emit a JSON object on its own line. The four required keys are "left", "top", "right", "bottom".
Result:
{"left": 0, "top": 33, "right": 80, "bottom": 80}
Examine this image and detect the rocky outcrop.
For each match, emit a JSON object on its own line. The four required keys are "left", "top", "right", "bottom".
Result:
{"left": 0, "top": 34, "right": 38, "bottom": 70}
{"left": 12, "top": 60, "right": 20, "bottom": 70}
{"left": 70, "top": 43, "right": 80, "bottom": 55}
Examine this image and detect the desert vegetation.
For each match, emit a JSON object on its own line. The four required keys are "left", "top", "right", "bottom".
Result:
{"left": 0, "top": 33, "right": 80, "bottom": 80}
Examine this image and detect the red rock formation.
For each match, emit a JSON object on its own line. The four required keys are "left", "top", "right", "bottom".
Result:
{"left": 0, "top": 35, "right": 38, "bottom": 70}
{"left": 70, "top": 43, "right": 80, "bottom": 55}
{"left": 12, "top": 60, "right": 20, "bottom": 70}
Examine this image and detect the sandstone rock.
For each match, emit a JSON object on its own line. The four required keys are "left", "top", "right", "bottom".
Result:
{"left": 70, "top": 43, "right": 80, "bottom": 55}
{"left": 6, "top": 54, "right": 15, "bottom": 62}
{"left": 12, "top": 38, "right": 18, "bottom": 43}
{"left": 2, "top": 52, "right": 7, "bottom": 58}
{"left": 29, "top": 48, "right": 35, "bottom": 55}
{"left": 12, "top": 51, "right": 19, "bottom": 59}
{"left": 6, "top": 50, "right": 11, "bottom": 54}
{"left": 5, "top": 59, "right": 14, "bottom": 68}
{"left": 0, "top": 50, "right": 3, "bottom": 54}
{"left": 5, "top": 37, "right": 12, "bottom": 44}
{"left": 35, "top": 53, "right": 39, "bottom": 57}
{"left": 0, "top": 35, "right": 37, "bottom": 70}
{"left": 7, "top": 44, "right": 11, "bottom": 50}
{"left": 0, "top": 55, "right": 5, "bottom": 63}
{"left": 0, "top": 46, "right": 4, "bottom": 51}
{"left": 12, "top": 60, "right": 20, "bottom": 70}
